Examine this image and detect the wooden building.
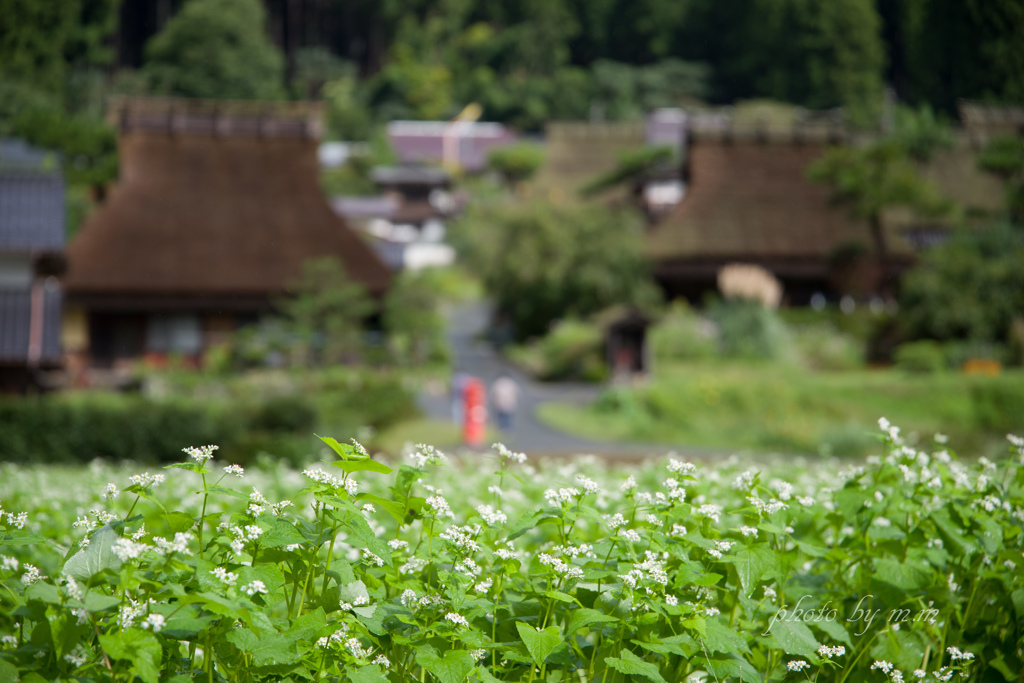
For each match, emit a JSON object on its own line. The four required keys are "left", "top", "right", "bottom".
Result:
{"left": 0, "top": 139, "right": 65, "bottom": 392}
{"left": 646, "top": 120, "right": 916, "bottom": 305}
{"left": 63, "top": 97, "right": 391, "bottom": 366}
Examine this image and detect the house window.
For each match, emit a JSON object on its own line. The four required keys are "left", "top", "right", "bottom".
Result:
{"left": 147, "top": 314, "right": 202, "bottom": 354}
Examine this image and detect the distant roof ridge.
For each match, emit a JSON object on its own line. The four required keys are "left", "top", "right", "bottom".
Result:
{"left": 107, "top": 95, "right": 325, "bottom": 139}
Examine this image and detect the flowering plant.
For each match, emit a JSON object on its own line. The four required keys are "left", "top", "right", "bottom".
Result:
{"left": 1, "top": 426, "right": 1022, "bottom": 682}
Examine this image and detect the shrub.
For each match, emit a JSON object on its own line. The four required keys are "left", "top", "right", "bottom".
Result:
{"left": 893, "top": 340, "right": 946, "bottom": 373}
{"left": 971, "top": 378, "right": 1024, "bottom": 432}
{"left": 792, "top": 324, "right": 864, "bottom": 371}
{"left": 508, "top": 319, "right": 606, "bottom": 382}
{"left": 709, "top": 299, "right": 793, "bottom": 361}
{"left": 649, "top": 302, "right": 717, "bottom": 361}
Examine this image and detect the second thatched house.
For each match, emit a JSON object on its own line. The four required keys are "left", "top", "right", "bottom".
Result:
{"left": 63, "top": 97, "right": 391, "bottom": 366}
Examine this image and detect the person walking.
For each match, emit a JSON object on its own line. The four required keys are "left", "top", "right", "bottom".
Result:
{"left": 491, "top": 374, "right": 519, "bottom": 432}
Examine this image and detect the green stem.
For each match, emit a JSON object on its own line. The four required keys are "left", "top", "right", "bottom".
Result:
{"left": 322, "top": 525, "right": 339, "bottom": 596}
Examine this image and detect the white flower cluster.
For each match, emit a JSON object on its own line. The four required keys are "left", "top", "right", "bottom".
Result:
{"left": 455, "top": 557, "right": 482, "bottom": 577}
{"left": 740, "top": 525, "right": 758, "bottom": 538}
{"left": 153, "top": 532, "right": 194, "bottom": 556}
{"left": 362, "top": 549, "right": 384, "bottom": 567}
{"left": 102, "top": 483, "right": 119, "bottom": 501}
{"left": 732, "top": 469, "right": 758, "bottom": 490}
{"left": 877, "top": 418, "right": 901, "bottom": 443}
{"left": 492, "top": 442, "right": 527, "bottom": 464}
{"left": 141, "top": 613, "right": 165, "bottom": 632}
{"left": 409, "top": 444, "right": 448, "bottom": 468}
{"left": 495, "top": 542, "right": 516, "bottom": 560}
{"left": 818, "top": 645, "right": 845, "bottom": 658}
{"left": 303, "top": 468, "right": 342, "bottom": 488}
{"left": 388, "top": 539, "right": 409, "bottom": 551}
{"left": 346, "top": 637, "right": 373, "bottom": 658}
{"left": 426, "top": 495, "right": 454, "bottom": 519}
{"left": 544, "top": 487, "right": 581, "bottom": 507}
{"left": 537, "top": 553, "right": 585, "bottom": 580}
{"left": 112, "top": 537, "right": 151, "bottom": 562}
{"left": 439, "top": 524, "right": 481, "bottom": 551}
{"left": 747, "top": 495, "right": 788, "bottom": 516}
{"left": 667, "top": 458, "right": 697, "bottom": 475}
{"left": 475, "top": 504, "right": 507, "bottom": 526}
{"left": 576, "top": 474, "right": 601, "bottom": 495}
{"left": 183, "top": 444, "right": 219, "bottom": 463}
{"left": 1, "top": 635, "right": 18, "bottom": 649}
{"left": 787, "top": 660, "right": 810, "bottom": 672}
{"left": 242, "top": 580, "right": 268, "bottom": 596}
{"left": 445, "top": 612, "right": 469, "bottom": 627}
{"left": 946, "top": 647, "right": 974, "bottom": 662}
{"left": 118, "top": 598, "right": 154, "bottom": 630}
{"left": 708, "top": 540, "right": 733, "bottom": 560}
{"left": 128, "top": 472, "right": 165, "bottom": 489}
{"left": 223, "top": 464, "right": 244, "bottom": 477}
{"left": 63, "top": 645, "right": 88, "bottom": 667}
{"left": 21, "top": 564, "right": 42, "bottom": 585}
{"left": 211, "top": 566, "right": 238, "bottom": 586}
{"left": 620, "top": 475, "right": 637, "bottom": 493}
{"left": 696, "top": 504, "right": 723, "bottom": 523}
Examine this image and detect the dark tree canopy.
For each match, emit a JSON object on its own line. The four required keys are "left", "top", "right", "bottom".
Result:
{"left": 142, "top": 0, "right": 286, "bottom": 100}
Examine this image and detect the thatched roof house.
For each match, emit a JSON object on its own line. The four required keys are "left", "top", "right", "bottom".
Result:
{"left": 64, "top": 97, "right": 390, "bottom": 364}
{"left": 646, "top": 121, "right": 920, "bottom": 304}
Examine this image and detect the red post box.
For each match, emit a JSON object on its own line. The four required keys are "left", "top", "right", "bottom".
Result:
{"left": 462, "top": 377, "right": 487, "bottom": 447}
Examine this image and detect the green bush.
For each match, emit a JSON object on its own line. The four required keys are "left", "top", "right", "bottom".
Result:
{"left": 649, "top": 302, "right": 717, "bottom": 361}
{"left": 507, "top": 319, "right": 607, "bottom": 382}
{"left": 792, "top": 324, "right": 864, "bottom": 371}
{"left": 709, "top": 300, "right": 793, "bottom": 361}
{"left": 248, "top": 395, "right": 318, "bottom": 434}
{"left": 971, "top": 378, "right": 1024, "bottom": 432}
{"left": 0, "top": 395, "right": 242, "bottom": 464}
{"left": 893, "top": 340, "right": 946, "bottom": 373}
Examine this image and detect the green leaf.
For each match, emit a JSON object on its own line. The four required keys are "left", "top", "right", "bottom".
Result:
{"left": 732, "top": 546, "right": 775, "bottom": 595}
{"left": 225, "top": 627, "right": 299, "bottom": 666}
{"left": 355, "top": 493, "right": 405, "bottom": 522}
{"left": 99, "top": 628, "right": 162, "bottom": 683}
{"left": 507, "top": 509, "right": 552, "bottom": 541}
{"left": 335, "top": 459, "right": 393, "bottom": 474}
{"left": 0, "top": 659, "right": 18, "bottom": 683}
{"left": 348, "top": 664, "right": 390, "bottom": 683}
{"left": 317, "top": 434, "right": 358, "bottom": 459}
{"left": 206, "top": 485, "right": 248, "bottom": 500}
{"left": 257, "top": 516, "right": 307, "bottom": 548}
{"left": 339, "top": 580, "right": 370, "bottom": 605}
{"left": 605, "top": 649, "right": 666, "bottom": 683}
{"left": 515, "top": 622, "right": 563, "bottom": 666}
{"left": 703, "top": 620, "right": 750, "bottom": 655}
{"left": 416, "top": 646, "right": 475, "bottom": 683}
{"left": 289, "top": 607, "right": 327, "bottom": 642}
{"left": 64, "top": 525, "right": 122, "bottom": 580}
{"left": 808, "top": 615, "right": 852, "bottom": 647}
{"left": 162, "top": 511, "right": 195, "bottom": 534}
{"left": 165, "top": 462, "right": 206, "bottom": 473}
{"left": 874, "top": 558, "right": 932, "bottom": 591}
{"left": 544, "top": 590, "right": 577, "bottom": 604}
{"left": 705, "top": 656, "right": 761, "bottom": 683}
{"left": 0, "top": 530, "right": 45, "bottom": 546}
{"left": 566, "top": 608, "right": 618, "bottom": 634}
{"left": 769, "top": 619, "right": 820, "bottom": 658}
{"left": 83, "top": 591, "right": 121, "bottom": 613}
{"left": 26, "top": 581, "right": 62, "bottom": 604}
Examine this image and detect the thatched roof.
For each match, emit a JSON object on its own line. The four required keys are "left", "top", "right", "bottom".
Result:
{"left": 647, "top": 140, "right": 882, "bottom": 267}
{"left": 65, "top": 97, "right": 390, "bottom": 310}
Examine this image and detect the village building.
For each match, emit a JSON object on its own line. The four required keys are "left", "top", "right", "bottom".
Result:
{"left": 387, "top": 120, "right": 516, "bottom": 173}
{"left": 0, "top": 139, "right": 65, "bottom": 392}
{"left": 63, "top": 97, "right": 391, "bottom": 368}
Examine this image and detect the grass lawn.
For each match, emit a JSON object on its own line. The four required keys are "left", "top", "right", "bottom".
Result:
{"left": 537, "top": 360, "right": 1024, "bottom": 457}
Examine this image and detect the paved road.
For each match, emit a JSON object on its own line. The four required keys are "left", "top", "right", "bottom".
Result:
{"left": 417, "top": 301, "right": 723, "bottom": 459}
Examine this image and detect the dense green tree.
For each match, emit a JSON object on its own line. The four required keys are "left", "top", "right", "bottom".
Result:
{"left": 143, "top": 0, "right": 286, "bottom": 100}
{"left": 383, "top": 270, "right": 447, "bottom": 366}
{"left": 487, "top": 143, "right": 546, "bottom": 186}
{"left": 277, "top": 257, "right": 374, "bottom": 366}
{"left": 808, "top": 137, "right": 949, "bottom": 286}
{"left": 900, "top": 225, "right": 1024, "bottom": 346}
{"left": 977, "top": 136, "right": 1024, "bottom": 226}
{"left": 883, "top": 0, "right": 1024, "bottom": 112}
{"left": 453, "top": 203, "right": 660, "bottom": 340}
